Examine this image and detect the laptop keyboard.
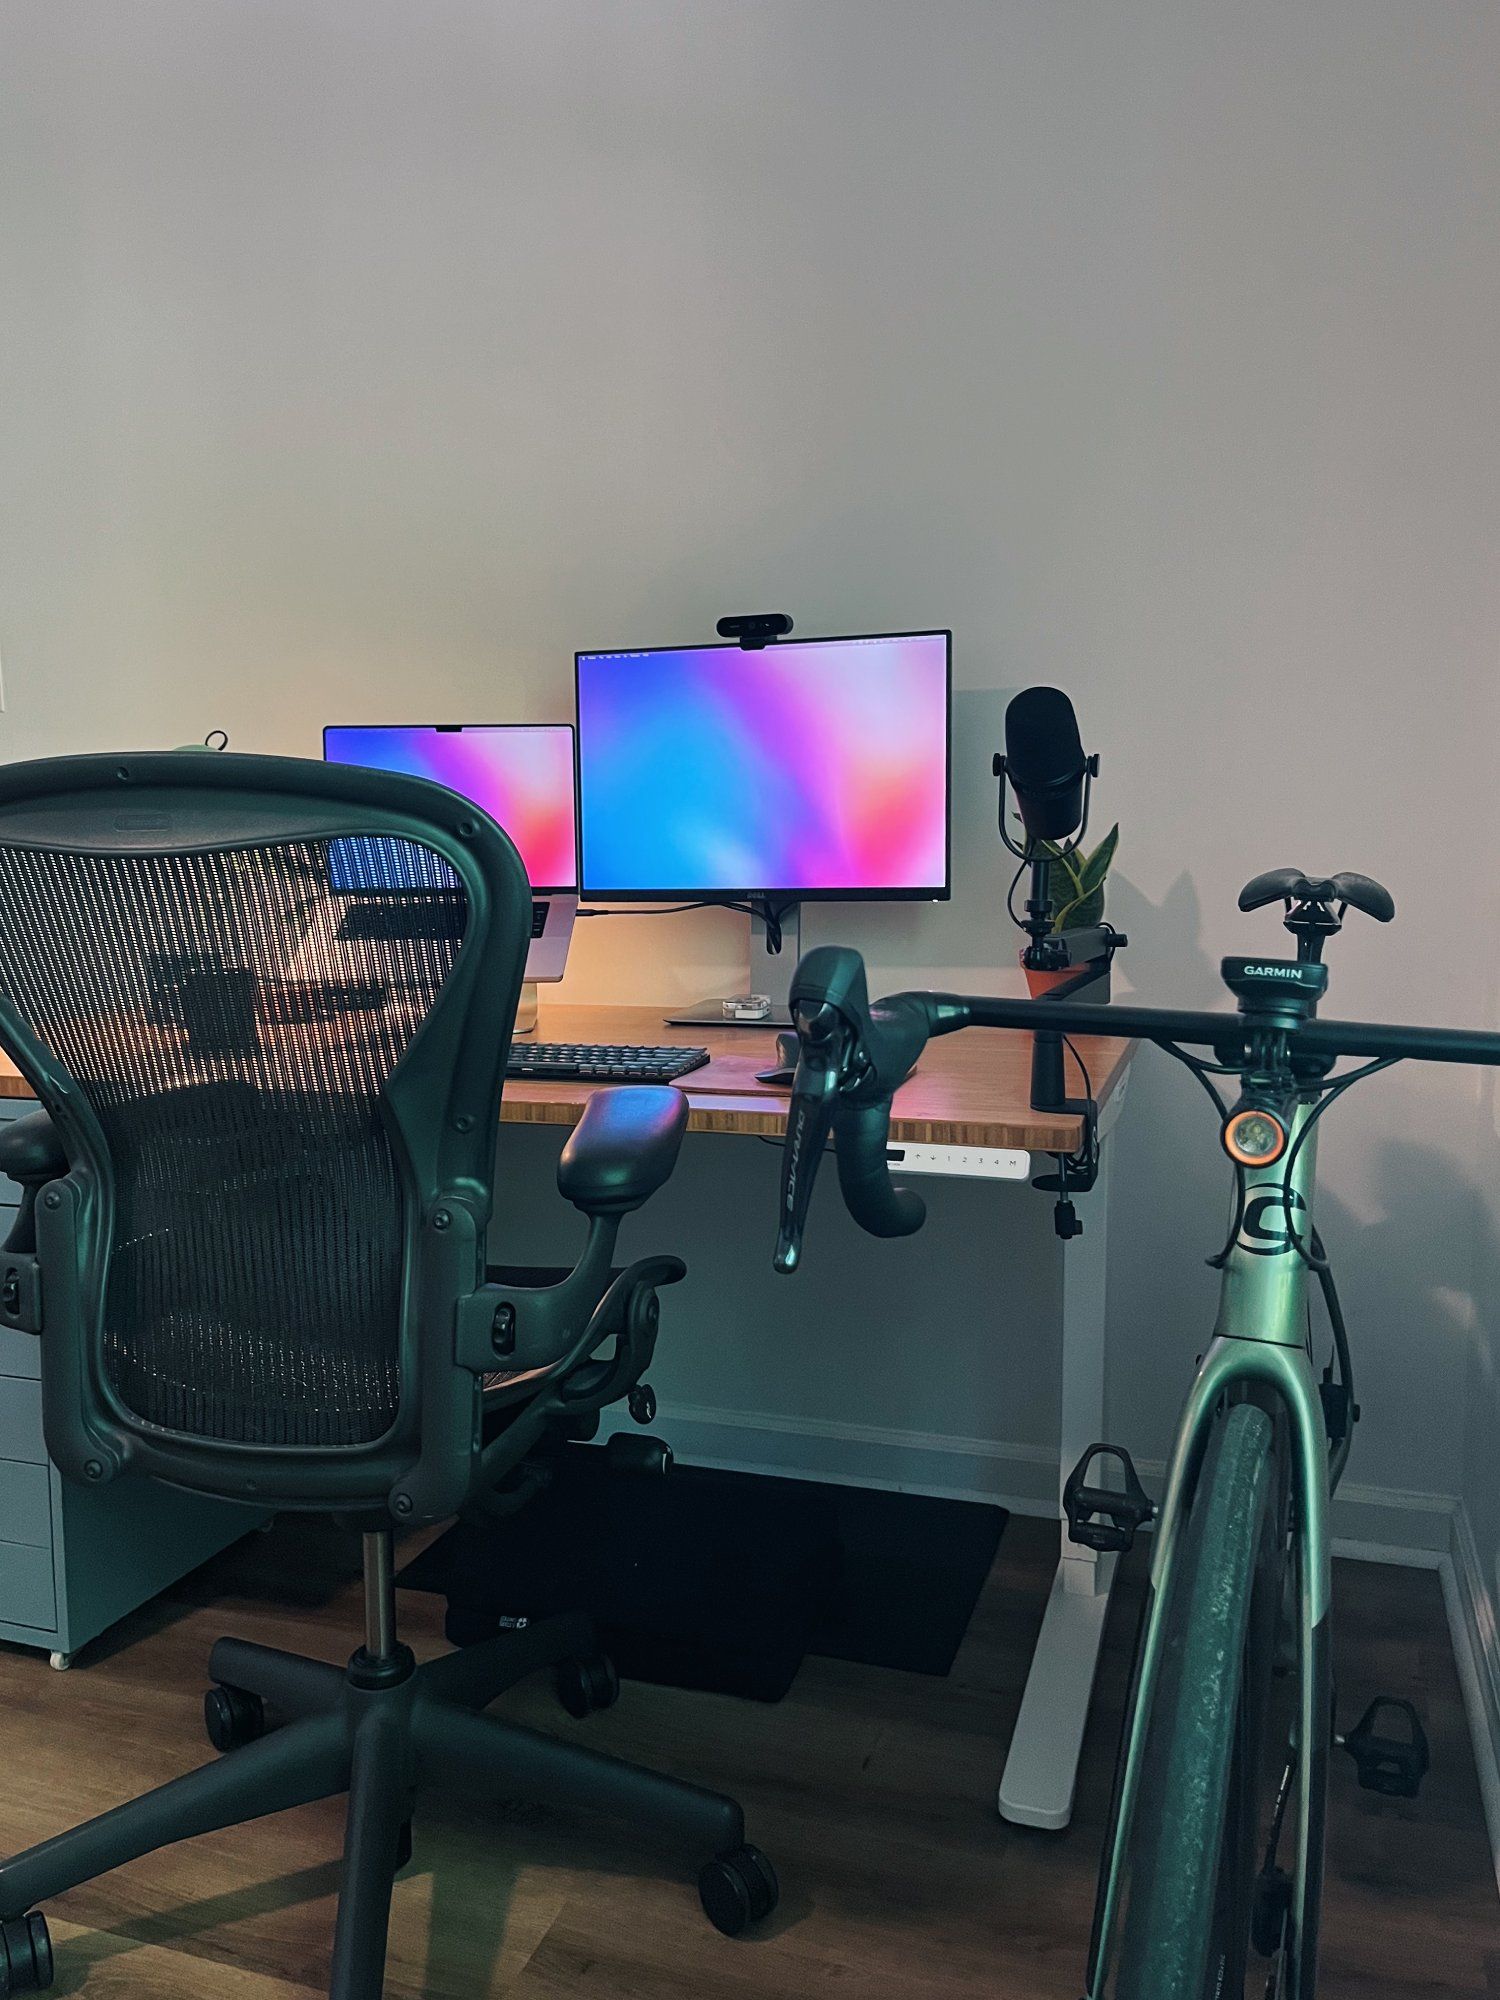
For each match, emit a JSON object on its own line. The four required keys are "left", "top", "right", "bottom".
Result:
{"left": 337, "top": 899, "right": 549, "bottom": 943}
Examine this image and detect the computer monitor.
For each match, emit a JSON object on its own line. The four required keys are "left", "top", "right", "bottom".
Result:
{"left": 574, "top": 630, "right": 951, "bottom": 901}
{"left": 320, "top": 723, "right": 579, "bottom": 981}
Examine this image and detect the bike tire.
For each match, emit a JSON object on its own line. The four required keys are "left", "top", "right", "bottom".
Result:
{"left": 1113, "top": 1399, "right": 1280, "bottom": 2000}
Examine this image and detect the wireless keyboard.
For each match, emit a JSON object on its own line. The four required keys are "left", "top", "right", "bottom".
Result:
{"left": 506, "top": 1042, "right": 711, "bottom": 1083}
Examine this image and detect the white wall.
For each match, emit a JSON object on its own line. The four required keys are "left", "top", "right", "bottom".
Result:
{"left": 4, "top": 3, "right": 1500, "bottom": 1542}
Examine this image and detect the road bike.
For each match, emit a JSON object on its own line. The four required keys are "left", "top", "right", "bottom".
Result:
{"left": 771, "top": 869, "right": 1497, "bottom": 1997}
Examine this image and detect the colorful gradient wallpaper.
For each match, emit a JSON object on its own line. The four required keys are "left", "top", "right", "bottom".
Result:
{"left": 323, "top": 725, "right": 577, "bottom": 889}
{"left": 576, "top": 634, "right": 949, "bottom": 895}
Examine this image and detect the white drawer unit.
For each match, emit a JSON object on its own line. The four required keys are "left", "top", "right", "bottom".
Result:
{"left": 0, "top": 1088, "right": 266, "bottom": 1667}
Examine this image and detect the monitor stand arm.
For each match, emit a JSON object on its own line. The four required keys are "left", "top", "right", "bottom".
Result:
{"left": 663, "top": 899, "right": 802, "bottom": 1029}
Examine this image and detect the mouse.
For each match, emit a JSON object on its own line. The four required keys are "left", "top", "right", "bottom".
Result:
{"left": 755, "top": 1031, "right": 800, "bottom": 1086}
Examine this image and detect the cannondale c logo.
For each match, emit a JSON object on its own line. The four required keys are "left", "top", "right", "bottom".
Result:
{"left": 1241, "top": 1188, "right": 1306, "bottom": 1257}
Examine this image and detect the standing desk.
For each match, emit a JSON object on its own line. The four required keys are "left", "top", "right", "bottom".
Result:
{"left": 1, "top": 1010, "right": 1137, "bottom": 1828}
{"left": 507, "top": 1004, "right": 1138, "bottom": 1832}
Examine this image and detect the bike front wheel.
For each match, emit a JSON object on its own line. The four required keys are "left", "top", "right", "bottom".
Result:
{"left": 1112, "top": 1398, "right": 1292, "bottom": 2000}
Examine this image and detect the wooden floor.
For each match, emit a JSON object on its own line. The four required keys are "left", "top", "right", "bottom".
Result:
{"left": 0, "top": 1514, "right": 1493, "bottom": 1997}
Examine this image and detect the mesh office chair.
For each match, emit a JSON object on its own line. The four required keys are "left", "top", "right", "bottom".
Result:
{"left": 0, "top": 752, "right": 775, "bottom": 1999}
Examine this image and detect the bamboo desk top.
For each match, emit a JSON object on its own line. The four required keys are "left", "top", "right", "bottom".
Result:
{"left": 0, "top": 1003, "right": 1135, "bottom": 1153}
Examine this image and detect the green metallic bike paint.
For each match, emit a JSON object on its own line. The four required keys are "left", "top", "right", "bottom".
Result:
{"left": 1088, "top": 1096, "right": 1334, "bottom": 2000}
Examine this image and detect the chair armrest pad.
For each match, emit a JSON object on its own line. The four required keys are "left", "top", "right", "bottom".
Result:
{"left": 0, "top": 1109, "right": 66, "bottom": 1187}
{"left": 557, "top": 1086, "right": 689, "bottom": 1215}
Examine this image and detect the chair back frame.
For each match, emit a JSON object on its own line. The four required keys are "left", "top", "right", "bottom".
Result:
{"left": 0, "top": 750, "right": 531, "bottom": 1524}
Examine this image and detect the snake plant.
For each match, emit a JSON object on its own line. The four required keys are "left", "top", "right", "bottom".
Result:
{"left": 1038, "top": 823, "right": 1118, "bottom": 933}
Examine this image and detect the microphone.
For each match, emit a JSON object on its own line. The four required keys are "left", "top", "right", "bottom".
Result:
{"left": 1001, "top": 687, "right": 1089, "bottom": 845}
{"left": 993, "top": 688, "right": 1124, "bottom": 1117}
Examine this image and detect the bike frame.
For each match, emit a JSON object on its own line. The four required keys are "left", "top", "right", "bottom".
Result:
{"left": 1087, "top": 1094, "right": 1334, "bottom": 1999}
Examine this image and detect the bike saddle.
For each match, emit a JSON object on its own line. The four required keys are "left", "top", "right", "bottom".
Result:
{"left": 1239, "top": 869, "right": 1395, "bottom": 964}
{"left": 1239, "top": 869, "right": 1395, "bottom": 924}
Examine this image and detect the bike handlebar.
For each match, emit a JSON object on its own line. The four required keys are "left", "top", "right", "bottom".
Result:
{"left": 906, "top": 992, "right": 1500, "bottom": 1068}
{"left": 773, "top": 945, "right": 1500, "bottom": 1273}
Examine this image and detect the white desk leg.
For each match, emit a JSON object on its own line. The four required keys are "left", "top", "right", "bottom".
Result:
{"left": 999, "top": 1138, "right": 1117, "bottom": 1830}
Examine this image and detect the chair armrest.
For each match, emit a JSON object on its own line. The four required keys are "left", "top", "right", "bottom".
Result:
{"left": 453, "top": 1089, "right": 689, "bottom": 1387}
{"left": 557, "top": 1086, "right": 689, "bottom": 1216}
{"left": 0, "top": 1110, "right": 66, "bottom": 1187}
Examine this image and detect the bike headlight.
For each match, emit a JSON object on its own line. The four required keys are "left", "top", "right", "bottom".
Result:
{"left": 1222, "top": 1102, "right": 1290, "bottom": 1168}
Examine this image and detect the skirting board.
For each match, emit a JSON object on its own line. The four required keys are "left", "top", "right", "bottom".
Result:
{"left": 598, "top": 1399, "right": 1500, "bottom": 1889}
{"left": 603, "top": 1399, "right": 1461, "bottom": 1553}
{"left": 596, "top": 1400, "right": 1062, "bottom": 1514}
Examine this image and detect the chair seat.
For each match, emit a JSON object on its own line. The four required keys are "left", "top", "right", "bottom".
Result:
{"left": 104, "top": 1315, "right": 399, "bottom": 1449}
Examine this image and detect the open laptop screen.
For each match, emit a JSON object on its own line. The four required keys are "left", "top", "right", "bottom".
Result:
{"left": 322, "top": 724, "right": 578, "bottom": 895}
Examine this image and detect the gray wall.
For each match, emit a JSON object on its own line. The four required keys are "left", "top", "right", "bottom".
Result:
{"left": 4, "top": 6, "right": 1500, "bottom": 1560}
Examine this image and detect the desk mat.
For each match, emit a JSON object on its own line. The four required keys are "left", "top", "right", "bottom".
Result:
{"left": 398, "top": 1452, "right": 1008, "bottom": 1702}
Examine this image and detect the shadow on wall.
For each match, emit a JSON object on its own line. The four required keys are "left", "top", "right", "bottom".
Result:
{"left": 1103, "top": 866, "right": 1230, "bottom": 1455}
{"left": 1314, "top": 1141, "right": 1486, "bottom": 1505}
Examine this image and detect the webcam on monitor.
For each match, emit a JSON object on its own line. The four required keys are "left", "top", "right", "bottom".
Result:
{"left": 715, "top": 611, "right": 794, "bottom": 649}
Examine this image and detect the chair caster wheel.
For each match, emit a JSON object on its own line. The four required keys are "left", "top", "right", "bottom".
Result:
{"left": 395, "top": 1820, "right": 413, "bottom": 1871}
{"left": 554, "top": 1652, "right": 619, "bottom": 1719}
{"left": 605, "top": 1432, "right": 673, "bottom": 1478}
{"left": 0, "top": 1911, "right": 53, "bottom": 1992}
{"left": 698, "top": 1845, "right": 778, "bottom": 1936}
{"left": 204, "top": 1682, "right": 266, "bottom": 1754}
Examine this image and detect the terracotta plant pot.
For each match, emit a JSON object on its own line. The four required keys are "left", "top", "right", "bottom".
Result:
{"left": 1021, "top": 949, "right": 1111, "bottom": 1000}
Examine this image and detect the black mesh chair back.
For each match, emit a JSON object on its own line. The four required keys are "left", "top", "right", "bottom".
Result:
{"left": 0, "top": 758, "right": 774, "bottom": 2000}
{"left": 0, "top": 752, "right": 530, "bottom": 1517}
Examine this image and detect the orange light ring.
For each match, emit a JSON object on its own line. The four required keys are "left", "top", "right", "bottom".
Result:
{"left": 1222, "top": 1106, "right": 1289, "bottom": 1168}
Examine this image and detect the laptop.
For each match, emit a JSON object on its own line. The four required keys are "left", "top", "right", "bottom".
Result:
{"left": 321, "top": 723, "right": 579, "bottom": 981}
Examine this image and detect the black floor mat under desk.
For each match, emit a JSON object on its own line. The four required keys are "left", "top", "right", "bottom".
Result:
{"left": 398, "top": 1451, "right": 1007, "bottom": 1703}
